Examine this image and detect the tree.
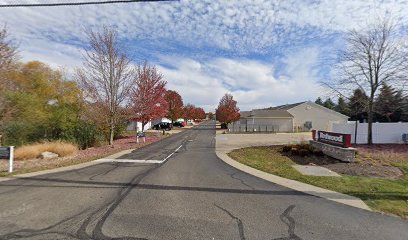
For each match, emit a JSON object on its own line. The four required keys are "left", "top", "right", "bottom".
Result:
{"left": 75, "top": 26, "right": 134, "bottom": 146}
{"left": 401, "top": 96, "right": 408, "bottom": 122}
{"left": 2, "top": 61, "right": 83, "bottom": 146}
{"left": 323, "top": 98, "right": 336, "bottom": 110}
{"left": 333, "top": 19, "right": 408, "bottom": 144}
{"left": 0, "top": 25, "right": 18, "bottom": 141}
{"left": 0, "top": 25, "right": 17, "bottom": 73}
{"left": 183, "top": 104, "right": 196, "bottom": 122}
{"left": 208, "top": 112, "right": 214, "bottom": 120}
{"left": 165, "top": 90, "right": 184, "bottom": 123}
{"left": 315, "top": 97, "right": 324, "bottom": 106}
{"left": 348, "top": 89, "right": 369, "bottom": 121}
{"left": 334, "top": 97, "right": 350, "bottom": 116}
{"left": 216, "top": 93, "right": 240, "bottom": 127}
{"left": 375, "top": 83, "right": 404, "bottom": 122}
{"left": 130, "top": 62, "right": 168, "bottom": 131}
{"left": 192, "top": 107, "right": 206, "bottom": 120}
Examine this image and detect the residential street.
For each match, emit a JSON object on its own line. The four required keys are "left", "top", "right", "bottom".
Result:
{"left": 0, "top": 121, "right": 407, "bottom": 240}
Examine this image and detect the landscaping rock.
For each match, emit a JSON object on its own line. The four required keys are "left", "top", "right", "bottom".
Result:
{"left": 39, "top": 151, "right": 59, "bottom": 159}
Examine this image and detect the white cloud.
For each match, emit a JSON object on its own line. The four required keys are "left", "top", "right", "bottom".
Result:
{"left": 1, "top": 0, "right": 407, "bottom": 56}
{"left": 156, "top": 48, "right": 324, "bottom": 112}
{"left": 0, "top": 0, "right": 407, "bottom": 110}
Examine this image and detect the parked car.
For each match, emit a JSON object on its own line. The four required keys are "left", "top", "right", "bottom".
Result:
{"left": 152, "top": 122, "right": 173, "bottom": 131}
{"left": 173, "top": 121, "right": 185, "bottom": 128}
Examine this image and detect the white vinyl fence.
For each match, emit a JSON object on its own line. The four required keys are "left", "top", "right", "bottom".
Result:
{"left": 332, "top": 122, "right": 408, "bottom": 144}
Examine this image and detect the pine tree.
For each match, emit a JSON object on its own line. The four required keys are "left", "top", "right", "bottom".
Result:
{"left": 315, "top": 97, "right": 324, "bottom": 106}
{"left": 323, "top": 98, "right": 336, "bottom": 110}
{"left": 334, "top": 97, "right": 350, "bottom": 116}
{"left": 348, "top": 89, "right": 369, "bottom": 121}
{"left": 375, "top": 84, "right": 404, "bottom": 122}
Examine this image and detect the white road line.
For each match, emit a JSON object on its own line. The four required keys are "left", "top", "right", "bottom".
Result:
{"left": 162, "top": 145, "right": 183, "bottom": 162}
{"left": 94, "top": 159, "right": 163, "bottom": 164}
{"left": 94, "top": 144, "right": 183, "bottom": 164}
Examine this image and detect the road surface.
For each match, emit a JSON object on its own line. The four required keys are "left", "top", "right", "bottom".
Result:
{"left": 0, "top": 121, "right": 407, "bottom": 239}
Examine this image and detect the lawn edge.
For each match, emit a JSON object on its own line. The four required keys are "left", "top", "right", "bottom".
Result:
{"left": 215, "top": 149, "right": 371, "bottom": 211}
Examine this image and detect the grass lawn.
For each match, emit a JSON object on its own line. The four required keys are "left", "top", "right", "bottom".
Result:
{"left": 228, "top": 146, "right": 408, "bottom": 219}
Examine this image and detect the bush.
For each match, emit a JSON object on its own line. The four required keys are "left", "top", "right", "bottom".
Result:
{"left": 282, "top": 145, "right": 292, "bottom": 152}
{"left": 65, "top": 120, "right": 104, "bottom": 150}
{"left": 299, "top": 149, "right": 309, "bottom": 157}
{"left": 291, "top": 148, "right": 299, "bottom": 155}
{"left": 14, "top": 141, "right": 78, "bottom": 160}
{"left": 220, "top": 123, "right": 228, "bottom": 129}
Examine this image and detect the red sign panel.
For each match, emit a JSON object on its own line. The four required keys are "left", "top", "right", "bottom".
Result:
{"left": 316, "top": 131, "right": 351, "bottom": 148}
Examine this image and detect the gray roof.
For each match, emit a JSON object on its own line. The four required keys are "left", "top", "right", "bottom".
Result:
{"left": 241, "top": 109, "right": 293, "bottom": 118}
{"left": 264, "top": 101, "right": 306, "bottom": 110}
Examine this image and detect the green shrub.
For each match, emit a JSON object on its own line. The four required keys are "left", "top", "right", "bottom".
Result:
{"left": 63, "top": 120, "right": 104, "bottom": 150}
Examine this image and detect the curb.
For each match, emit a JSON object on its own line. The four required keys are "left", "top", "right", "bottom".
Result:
{"left": 0, "top": 147, "right": 144, "bottom": 182}
{"left": 215, "top": 150, "right": 371, "bottom": 211}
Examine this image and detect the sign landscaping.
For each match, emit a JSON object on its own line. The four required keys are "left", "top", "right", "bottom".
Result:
{"left": 313, "top": 130, "right": 351, "bottom": 148}
{"left": 311, "top": 130, "right": 355, "bottom": 162}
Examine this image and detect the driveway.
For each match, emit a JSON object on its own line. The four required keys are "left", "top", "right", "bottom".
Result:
{"left": 0, "top": 121, "right": 407, "bottom": 239}
{"left": 215, "top": 132, "right": 312, "bottom": 153}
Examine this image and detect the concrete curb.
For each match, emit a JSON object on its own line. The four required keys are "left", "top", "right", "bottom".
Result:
{"left": 0, "top": 147, "right": 141, "bottom": 182}
{"left": 215, "top": 150, "right": 371, "bottom": 211}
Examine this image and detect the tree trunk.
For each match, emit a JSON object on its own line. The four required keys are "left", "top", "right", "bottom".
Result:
{"left": 109, "top": 127, "right": 114, "bottom": 146}
{"left": 367, "top": 99, "right": 374, "bottom": 145}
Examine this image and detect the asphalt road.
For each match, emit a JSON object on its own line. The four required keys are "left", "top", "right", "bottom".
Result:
{"left": 0, "top": 121, "right": 407, "bottom": 240}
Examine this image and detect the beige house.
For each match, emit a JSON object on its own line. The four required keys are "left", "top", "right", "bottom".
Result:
{"left": 237, "top": 101, "right": 349, "bottom": 132}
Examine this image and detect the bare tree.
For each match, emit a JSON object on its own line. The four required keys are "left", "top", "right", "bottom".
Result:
{"left": 332, "top": 19, "right": 408, "bottom": 144}
{"left": 76, "top": 26, "right": 134, "bottom": 146}
{"left": 0, "top": 25, "right": 17, "bottom": 72}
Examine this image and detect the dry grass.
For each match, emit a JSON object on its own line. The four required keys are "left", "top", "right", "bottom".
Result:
{"left": 356, "top": 145, "right": 408, "bottom": 165}
{"left": 14, "top": 141, "right": 78, "bottom": 160}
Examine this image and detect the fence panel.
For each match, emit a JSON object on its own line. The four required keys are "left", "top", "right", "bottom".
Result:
{"left": 332, "top": 122, "right": 408, "bottom": 144}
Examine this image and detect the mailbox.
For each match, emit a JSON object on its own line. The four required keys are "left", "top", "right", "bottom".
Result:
{"left": 0, "top": 147, "right": 10, "bottom": 159}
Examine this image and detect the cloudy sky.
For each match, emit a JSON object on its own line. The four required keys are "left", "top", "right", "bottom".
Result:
{"left": 0, "top": 0, "right": 407, "bottom": 111}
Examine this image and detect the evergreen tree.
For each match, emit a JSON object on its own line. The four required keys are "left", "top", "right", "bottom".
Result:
{"left": 323, "top": 98, "right": 336, "bottom": 110}
{"left": 315, "top": 97, "right": 324, "bottom": 106}
{"left": 334, "top": 97, "right": 350, "bottom": 116}
{"left": 375, "top": 84, "right": 404, "bottom": 122}
{"left": 401, "top": 96, "right": 408, "bottom": 122}
{"left": 348, "top": 89, "right": 369, "bottom": 121}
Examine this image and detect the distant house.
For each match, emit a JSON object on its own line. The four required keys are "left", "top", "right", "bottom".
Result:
{"left": 126, "top": 117, "right": 171, "bottom": 132}
{"left": 238, "top": 101, "right": 349, "bottom": 132}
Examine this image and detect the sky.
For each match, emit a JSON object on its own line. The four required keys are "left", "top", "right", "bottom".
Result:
{"left": 0, "top": 0, "right": 407, "bottom": 112}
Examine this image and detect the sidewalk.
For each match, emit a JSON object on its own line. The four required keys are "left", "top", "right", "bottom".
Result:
{"left": 215, "top": 132, "right": 371, "bottom": 211}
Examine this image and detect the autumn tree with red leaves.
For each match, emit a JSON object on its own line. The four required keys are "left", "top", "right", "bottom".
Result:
{"left": 193, "top": 107, "right": 206, "bottom": 120}
{"left": 165, "top": 90, "right": 184, "bottom": 123}
{"left": 130, "top": 62, "right": 168, "bottom": 131}
{"left": 183, "top": 104, "right": 196, "bottom": 122}
{"left": 216, "top": 93, "right": 240, "bottom": 127}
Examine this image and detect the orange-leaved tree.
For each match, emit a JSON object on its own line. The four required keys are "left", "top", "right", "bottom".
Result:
{"left": 130, "top": 62, "right": 168, "bottom": 131}
{"left": 165, "top": 90, "right": 184, "bottom": 123}
{"left": 216, "top": 93, "right": 240, "bottom": 128}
